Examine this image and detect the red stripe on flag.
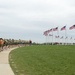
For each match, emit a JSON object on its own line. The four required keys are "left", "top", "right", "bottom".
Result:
{"left": 61, "top": 26, "right": 66, "bottom": 31}
{"left": 53, "top": 27, "right": 58, "bottom": 31}
{"left": 69, "top": 25, "right": 75, "bottom": 30}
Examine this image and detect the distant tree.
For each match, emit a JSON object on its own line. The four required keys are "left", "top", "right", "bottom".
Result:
{"left": 29, "top": 40, "right": 32, "bottom": 45}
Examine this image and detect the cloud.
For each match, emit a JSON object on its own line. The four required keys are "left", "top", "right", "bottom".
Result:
{"left": 0, "top": 0, "right": 75, "bottom": 43}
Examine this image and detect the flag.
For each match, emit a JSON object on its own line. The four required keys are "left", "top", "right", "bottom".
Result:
{"left": 61, "top": 26, "right": 66, "bottom": 31}
{"left": 47, "top": 30, "right": 50, "bottom": 33}
{"left": 47, "top": 29, "right": 52, "bottom": 33}
{"left": 60, "top": 36, "right": 63, "bottom": 39}
{"left": 49, "top": 29, "right": 52, "bottom": 32}
{"left": 65, "top": 37, "right": 68, "bottom": 39}
{"left": 49, "top": 34, "right": 53, "bottom": 36}
{"left": 43, "top": 28, "right": 52, "bottom": 36}
{"left": 53, "top": 27, "right": 58, "bottom": 31}
{"left": 55, "top": 36, "right": 59, "bottom": 38}
{"left": 43, "top": 31, "right": 48, "bottom": 36}
{"left": 70, "top": 37, "right": 72, "bottom": 39}
{"left": 69, "top": 25, "right": 75, "bottom": 30}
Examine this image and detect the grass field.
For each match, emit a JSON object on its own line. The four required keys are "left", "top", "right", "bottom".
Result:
{"left": 9, "top": 45, "right": 75, "bottom": 75}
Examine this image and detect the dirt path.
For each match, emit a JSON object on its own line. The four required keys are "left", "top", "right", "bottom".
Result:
{"left": 0, "top": 47, "right": 18, "bottom": 75}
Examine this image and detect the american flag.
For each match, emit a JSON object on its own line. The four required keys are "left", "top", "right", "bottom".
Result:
{"left": 43, "top": 31, "right": 48, "bottom": 36}
{"left": 47, "top": 29, "right": 52, "bottom": 33}
{"left": 43, "top": 29, "right": 52, "bottom": 36}
{"left": 60, "top": 36, "right": 63, "bottom": 39}
{"left": 70, "top": 37, "right": 72, "bottom": 39}
{"left": 49, "top": 34, "right": 53, "bottom": 36}
{"left": 49, "top": 29, "right": 52, "bottom": 32}
{"left": 55, "top": 36, "right": 59, "bottom": 38}
{"left": 53, "top": 27, "right": 58, "bottom": 31}
{"left": 69, "top": 25, "right": 75, "bottom": 30}
{"left": 47, "top": 30, "right": 50, "bottom": 33}
{"left": 48, "top": 29, "right": 52, "bottom": 33}
{"left": 61, "top": 26, "right": 66, "bottom": 31}
{"left": 65, "top": 37, "right": 68, "bottom": 39}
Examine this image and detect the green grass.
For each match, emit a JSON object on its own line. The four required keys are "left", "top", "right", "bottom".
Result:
{"left": 9, "top": 45, "right": 75, "bottom": 75}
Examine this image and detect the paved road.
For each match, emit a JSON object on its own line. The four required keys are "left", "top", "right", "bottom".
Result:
{"left": 0, "top": 48, "right": 17, "bottom": 75}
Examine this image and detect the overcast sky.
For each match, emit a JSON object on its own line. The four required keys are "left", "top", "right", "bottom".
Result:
{"left": 0, "top": 0, "right": 75, "bottom": 43}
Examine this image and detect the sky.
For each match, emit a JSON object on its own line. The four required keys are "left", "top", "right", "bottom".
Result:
{"left": 0, "top": 0, "right": 75, "bottom": 43}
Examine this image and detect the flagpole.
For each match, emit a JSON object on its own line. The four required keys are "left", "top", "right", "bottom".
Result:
{"left": 70, "top": 37, "right": 72, "bottom": 45}
{"left": 74, "top": 39, "right": 75, "bottom": 45}
{"left": 65, "top": 25, "right": 67, "bottom": 45}
{"left": 67, "top": 37, "right": 68, "bottom": 45}
{"left": 62, "top": 37, "right": 64, "bottom": 45}
{"left": 45, "top": 33, "right": 48, "bottom": 45}
{"left": 60, "top": 26, "right": 66, "bottom": 45}
{"left": 71, "top": 37, "right": 73, "bottom": 45}
{"left": 46, "top": 36, "right": 47, "bottom": 45}
{"left": 65, "top": 30, "right": 66, "bottom": 45}
{"left": 62, "top": 36, "right": 64, "bottom": 45}
{"left": 57, "top": 26, "right": 59, "bottom": 45}
{"left": 55, "top": 36, "right": 56, "bottom": 42}
{"left": 62, "top": 37, "right": 63, "bottom": 45}
{"left": 52, "top": 29, "right": 53, "bottom": 45}
{"left": 70, "top": 37, "right": 71, "bottom": 45}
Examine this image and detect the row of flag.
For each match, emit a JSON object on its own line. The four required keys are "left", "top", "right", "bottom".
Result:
{"left": 43, "top": 25, "right": 75, "bottom": 36}
{"left": 50, "top": 35, "right": 75, "bottom": 40}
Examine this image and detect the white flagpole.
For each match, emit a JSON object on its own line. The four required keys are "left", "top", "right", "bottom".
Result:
{"left": 52, "top": 29, "right": 53, "bottom": 45}
{"left": 57, "top": 27, "right": 59, "bottom": 45}
{"left": 55, "top": 36, "right": 56, "bottom": 42}
{"left": 46, "top": 35, "right": 47, "bottom": 45}
{"left": 65, "top": 25, "right": 67, "bottom": 45}
{"left": 49, "top": 34, "right": 52, "bottom": 45}
{"left": 62, "top": 37, "right": 64, "bottom": 45}
{"left": 71, "top": 37, "right": 73, "bottom": 45}
{"left": 44, "top": 30, "right": 48, "bottom": 45}
{"left": 65, "top": 27, "right": 66, "bottom": 45}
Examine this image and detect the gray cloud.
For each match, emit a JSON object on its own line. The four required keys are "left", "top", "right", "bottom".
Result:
{"left": 0, "top": 0, "right": 75, "bottom": 43}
